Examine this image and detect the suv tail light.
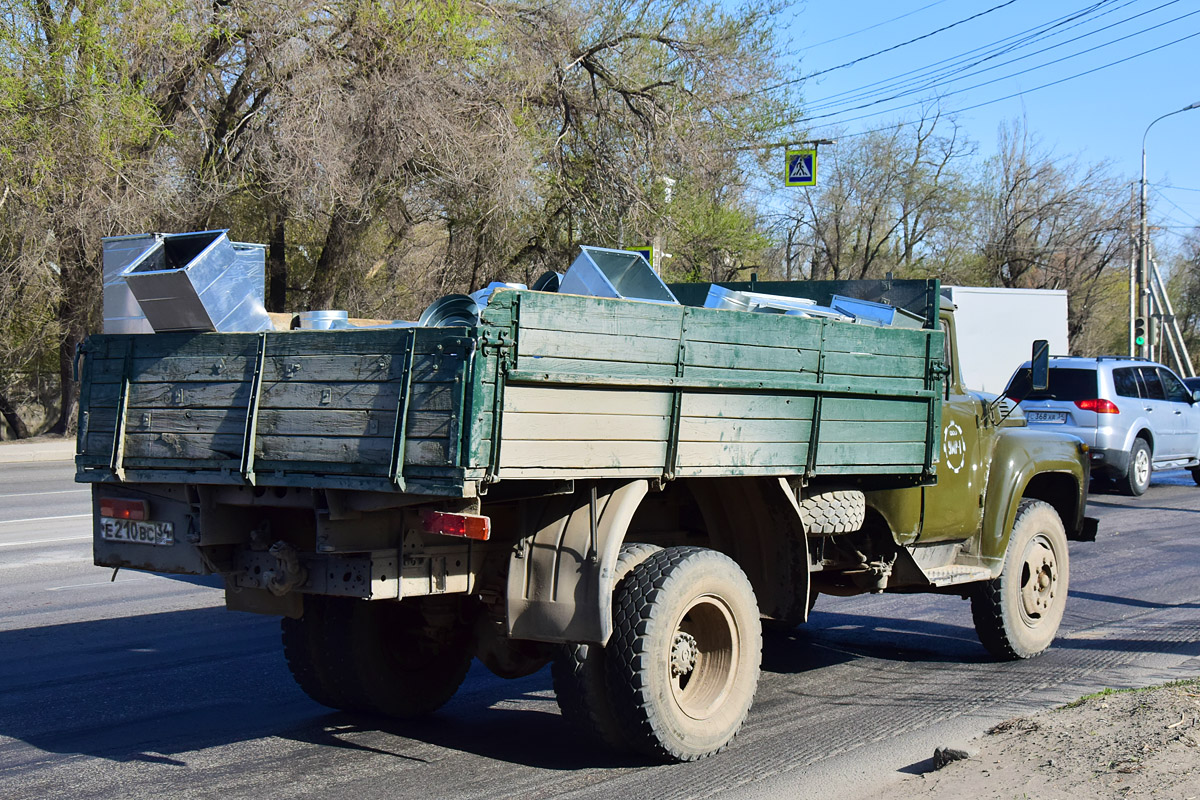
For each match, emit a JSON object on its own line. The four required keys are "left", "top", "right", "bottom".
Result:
{"left": 1075, "top": 398, "right": 1119, "bottom": 414}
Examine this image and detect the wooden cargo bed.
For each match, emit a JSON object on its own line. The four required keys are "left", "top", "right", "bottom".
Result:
{"left": 77, "top": 281, "right": 945, "bottom": 494}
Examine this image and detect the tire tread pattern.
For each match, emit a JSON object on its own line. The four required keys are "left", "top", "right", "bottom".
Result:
{"left": 798, "top": 489, "right": 866, "bottom": 534}
{"left": 606, "top": 546, "right": 760, "bottom": 762}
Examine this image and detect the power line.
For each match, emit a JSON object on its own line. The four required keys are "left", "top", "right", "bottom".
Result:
{"left": 802, "top": 9, "right": 1200, "bottom": 122}
{"left": 803, "top": 26, "right": 1200, "bottom": 129}
{"left": 807, "top": 0, "right": 1172, "bottom": 114}
{"left": 802, "top": 0, "right": 956, "bottom": 50}
{"left": 1154, "top": 183, "right": 1200, "bottom": 194}
{"left": 746, "top": 0, "right": 1023, "bottom": 98}
{"left": 805, "top": 0, "right": 1129, "bottom": 110}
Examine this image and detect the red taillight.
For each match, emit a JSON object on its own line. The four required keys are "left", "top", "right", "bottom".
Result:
{"left": 99, "top": 497, "right": 147, "bottom": 520}
{"left": 1075, "top": 398, "right": 1119, "bottom": 414}
{"left": 421, "top": 509, "right": 490, "bottom": 541}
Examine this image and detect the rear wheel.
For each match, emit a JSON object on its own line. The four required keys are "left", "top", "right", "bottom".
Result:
{"left": 605, "top": 547, "right": 761, "bottom": 761}
{"left": 552, "top": 543, "right": 662, "bottom": 749}
{"left": 1191, "top": 466, "right": 1200, "bottom": 487}
{"left": 971, "top": 499, "right": 1069, "bottom": 660}
{"left": 282, "top": 595, "right": 475, "bottom": 718}
{"left": 1120, "top": 439, "right": 1152, "bottom": 496}
{"left": 281, "top": 595, "right": 364, "bottom": 712}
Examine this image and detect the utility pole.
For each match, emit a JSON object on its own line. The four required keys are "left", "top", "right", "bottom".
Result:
{"left": 1139, "top": 100, "right": 1200, "bottom": 358}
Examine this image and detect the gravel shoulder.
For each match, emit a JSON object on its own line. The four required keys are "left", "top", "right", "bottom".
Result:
{"left": 889, "top": 679, "right": 1200, "bottom": 800}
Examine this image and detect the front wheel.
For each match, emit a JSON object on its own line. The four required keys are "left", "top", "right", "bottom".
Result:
{"left": 605, "top": 547, "right": 761, "bottom": 762}
{"left": 971, "top": 499, "right": 1069, "bottom": 660}
{"left": 1190, "top": 466, "right": 1200, "bottom": 487}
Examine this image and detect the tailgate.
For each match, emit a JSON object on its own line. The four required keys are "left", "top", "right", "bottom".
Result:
{"left": 75, "top": 328, "right": 476, "bottom": 495}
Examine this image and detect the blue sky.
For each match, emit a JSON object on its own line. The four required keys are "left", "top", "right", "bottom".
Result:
{"left": 773, "top": 0, "right": 1200, "bottom": 256}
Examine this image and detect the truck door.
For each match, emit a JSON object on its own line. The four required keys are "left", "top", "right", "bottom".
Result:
{"left": 920, "top": 318, "right": 985, "bottom": 541}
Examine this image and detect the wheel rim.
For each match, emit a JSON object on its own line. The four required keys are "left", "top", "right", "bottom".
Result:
{"left": 1018, "top": 533, "right": 1059, "bottom": 626}
{"left": 668, "top": 594, "right": 739, "bottom": 720}
{"left": 1133, "top": 446, "right": 1150, "bottom": 489}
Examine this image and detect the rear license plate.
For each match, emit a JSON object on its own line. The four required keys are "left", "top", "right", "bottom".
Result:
{"left": 100, "top": 517, "right": 174, "bottom": 546}
{"left": 1027, "top": 411, "right": 1067, "bottom": 424}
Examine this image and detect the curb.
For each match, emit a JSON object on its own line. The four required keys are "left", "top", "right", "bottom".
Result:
{"left": 0, "top": 440, "right": 77, "bottom": 464}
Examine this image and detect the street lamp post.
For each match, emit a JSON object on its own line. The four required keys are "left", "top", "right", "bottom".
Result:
{"left": 1138, "top": 101, "right": 1200, "bottom": 358}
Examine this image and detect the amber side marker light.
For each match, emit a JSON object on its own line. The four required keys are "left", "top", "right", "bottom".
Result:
{"left": 1075, "top": 398, "right": 1119, "bottom": 413}
{"left": 99, "top": 498, "right": 147, "bottom": 520}
{"left": 421, "top": 509, "right": 491, "bottom": 541}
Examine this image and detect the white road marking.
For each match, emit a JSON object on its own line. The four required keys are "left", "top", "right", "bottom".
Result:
{"left": 46, "top": 577, "right": 156, "bottom": 591}
{"left": 0, "top": 513, "right": 91, "bottom": 526}
{"left": 0, "top": 534, "right": 91, "bottom": 548}
{"left": 0, "top": 489, "right": 89, "bottom": 499}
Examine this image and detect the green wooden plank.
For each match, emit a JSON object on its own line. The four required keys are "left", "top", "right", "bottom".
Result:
{"left": 823, "top": 351, "right": 927, "bottom": 380}
{"left": 684, "top": 307, "right": 933, "bottom": 358}
{"left": 815, "top": 441, "right": 924, "bottom": 466}
{"left": 684, "top": 340, "right": 820, "bottom": 375}
{"left": 817, "top": 419, "right": 930, "bottom": 444}
{"left": 676, "top": 440, "right": 810, "bottom": 468}
{"left": 87, "top": 351, "right": 461, "bottom": 385}
{"left": 127, "top": 381, "right": 252, "bottom": 408}
{"left": 260, "top": 380, "right": 451, "bottom": 411}
{"left": 504, "top": 368, "right": 938, "bottom": 398}
{"left": 500, "top": 439, "right": 667, "bottom": 470}
{"left": 513, "top": 291, "right": 684, "bottom": 331}
{"left": 681, "top": 308, "right": 828, "bottom": 350}
{"left": 681, "top": 392, "right": 815, "bottom": 420}
{"left": 678, "top": 416, "right": 813, "bottom": 444}
{"left": 497, "top": 465, "right": 663, "bottom": 479}
{"left": 822, "top": 397, "right": 929, "bottom": 422}
{"left": 504, "top": 411, "right": 669, "bottom": 441}
{"left": 517, "top": 328, "right": 679, "bottom": 365}
{"left": 503, "top": 385, "right": 673, "bottom": 415}
{"left": 125, "top": 432, "right": 244, "bottom": 461}
{"left": 514, "top": 357, "right": 678, "bottom": 381}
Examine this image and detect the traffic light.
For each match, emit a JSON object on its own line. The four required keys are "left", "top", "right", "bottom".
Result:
{"left": 1134, "top": 317, "right": 1146, "bottom": 348}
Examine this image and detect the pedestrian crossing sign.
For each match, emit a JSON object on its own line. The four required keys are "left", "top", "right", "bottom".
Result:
{"left": 785, "top": 148, "right": 817, "bottom": 187}
{"left": 632, "top": 246, "right": 654, "bottom": 268}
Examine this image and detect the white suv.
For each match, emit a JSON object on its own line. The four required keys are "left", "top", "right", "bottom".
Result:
{"left": 1006, "top": 356, "right": 1200, "bottom": 496}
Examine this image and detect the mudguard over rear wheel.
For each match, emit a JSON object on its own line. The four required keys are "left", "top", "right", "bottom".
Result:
{"left": 604, "top": 546, "right": 761, "bottom": 761}
{"left": 552, "top": 543, "right": 663, "bottom": 749}
{"left": 970, "top": 499, "right": 1069, "bottom": 660}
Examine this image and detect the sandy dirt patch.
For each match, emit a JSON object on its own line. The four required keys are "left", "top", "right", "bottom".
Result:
{"left": 890, "top": 679, "right": 1200, "bottom": 800}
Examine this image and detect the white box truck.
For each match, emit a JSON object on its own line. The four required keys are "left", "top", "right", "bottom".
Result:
{"left": 944, "top": 286, "right": 1069, "bottom": 394}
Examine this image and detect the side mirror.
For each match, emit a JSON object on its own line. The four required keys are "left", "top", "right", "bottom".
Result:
{"left": 1030, "top": 340, "right": 1050, "bottom": 392}
{"left": 1192, "top": 389, "right": 1200, "bottom": 404}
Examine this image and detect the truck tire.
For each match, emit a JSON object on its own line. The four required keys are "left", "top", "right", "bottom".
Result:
{"left": 281, "top": 595, "right": 367, "bottom": 712}
{"left": 798, "top": 487, "right": 865, "bottom": 534}
{"left": 346, "top": 596, "right": 475, "bottom": 718}
{"left": 605, "top": 547, "right": 761, "bottom": 762}
{"left": 1120, "top": 438, "right": 1152, "bottom": 496}
{"left": 552, "top": 542, "right": 663, "bottom": 750}
{"left": 1190, "top": 466, "right": 1200, "bottom": 487}
{"left": 970, "top": 499, "right": 1069, "bottom": 660}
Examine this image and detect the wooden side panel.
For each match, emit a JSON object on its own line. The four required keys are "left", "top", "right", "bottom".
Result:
{"left": 491, "top": 291, "right": 939, "bottom": 480}
{"left": 77, "top": 329, "right": 475, "bottom": 483}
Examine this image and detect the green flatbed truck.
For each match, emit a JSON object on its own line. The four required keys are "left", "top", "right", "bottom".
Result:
{"left": 76, "top": 278, "right": 1095, "bottom": 761}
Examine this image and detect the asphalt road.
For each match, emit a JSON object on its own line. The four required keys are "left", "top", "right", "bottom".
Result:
{"left": 2, "top": 458, "right": 1199, "bottom": 800}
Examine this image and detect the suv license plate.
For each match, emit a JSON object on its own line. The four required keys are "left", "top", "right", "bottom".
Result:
{"left": 100, "top": 517, "right": 175, "bottom": 546}
{"left": 1027, "top": 411, "right": 1067, "bottom": 424}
